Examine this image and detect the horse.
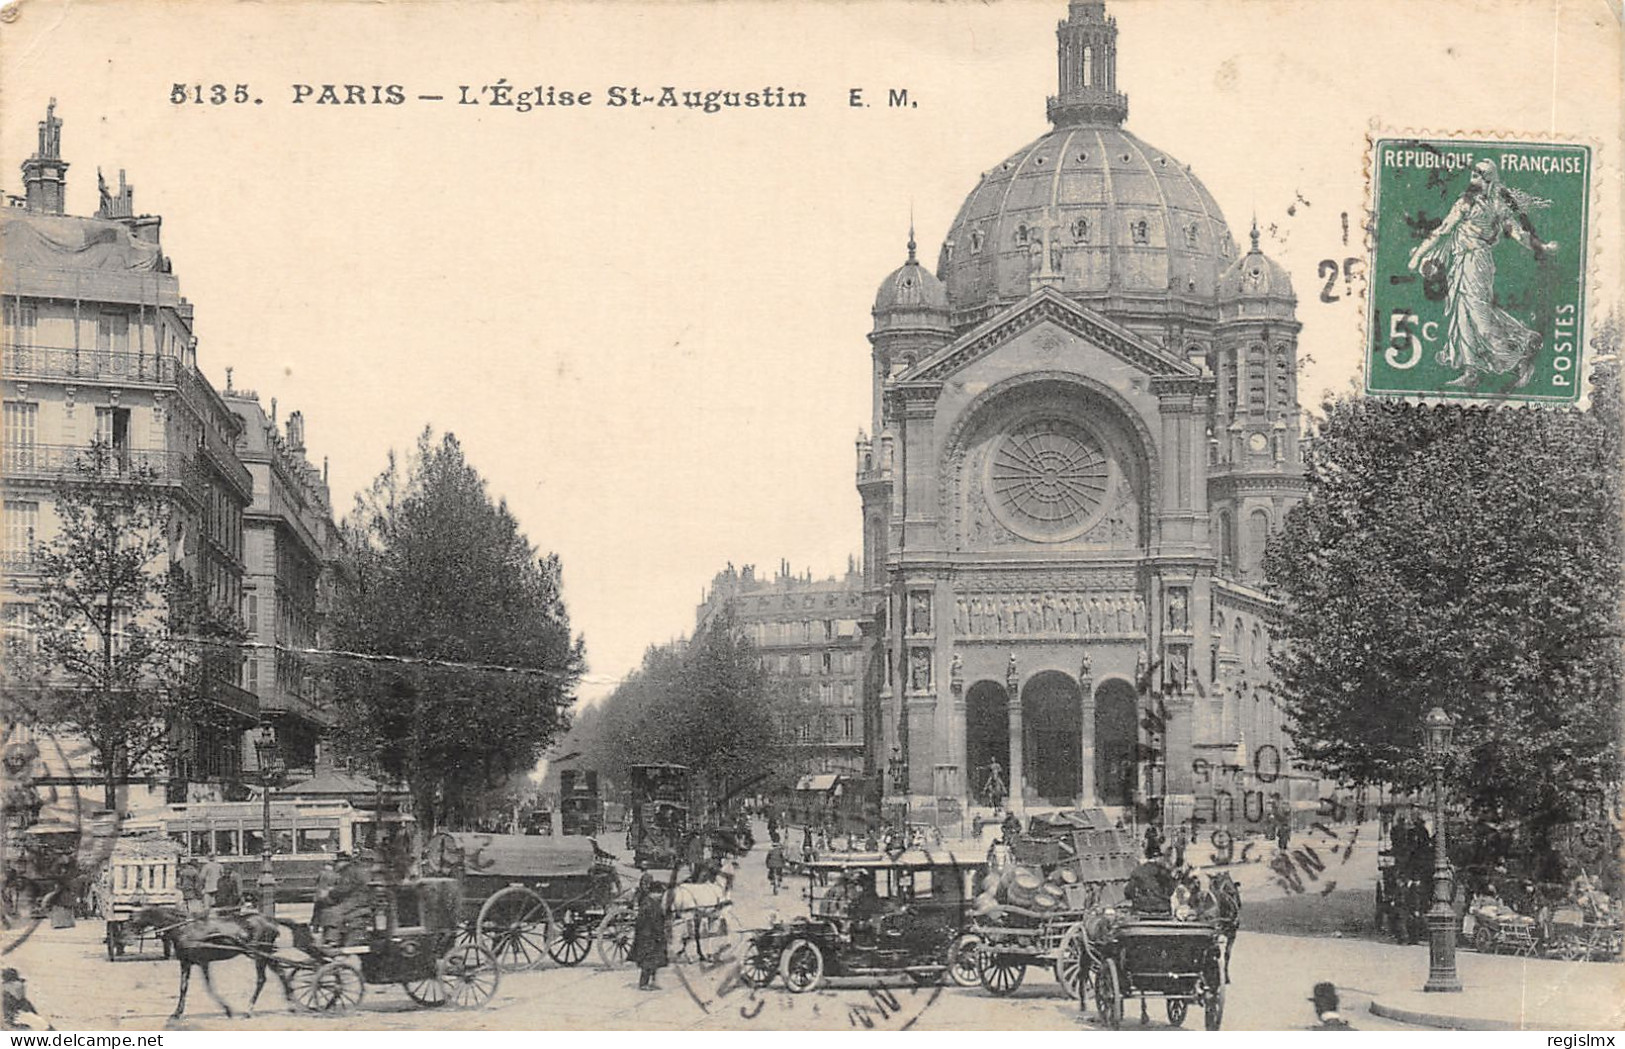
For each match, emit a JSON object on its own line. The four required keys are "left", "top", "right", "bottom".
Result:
{"left": 668, "top": 863, "right": 734, "bottom": 962}
{"left": 124, "top": 905, "right": 290, "bottom": 1020}
{"left": 1208, "top": 871, "right": 1242, "bottom": 983}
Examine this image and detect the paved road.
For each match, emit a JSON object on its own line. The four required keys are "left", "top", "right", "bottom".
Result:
{"left": 1, "top": 823, "right": 1580, "bottom": 1031}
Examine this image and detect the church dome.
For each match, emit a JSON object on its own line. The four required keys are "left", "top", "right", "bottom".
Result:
{"left": 874, "top": 234, "right": 949, "bottom": 314}
{"left": 934, "top": 1, "right": 1239, "bottom": 325}
{"left": 1217, "top": 222, "right": 1295, "bottom": 302}
{"left": 938, "top": 127, "right": 1238, "bottom": 320}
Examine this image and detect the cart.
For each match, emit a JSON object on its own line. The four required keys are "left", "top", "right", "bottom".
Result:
{"left": 1542, "top": 904, "right": 1623, "bottom": 962}
{"left": 1080, "top": 913, "right": 1226, "bottom": 1030}
{"left": 281, "top": 876, "right": 502, "bottom": 1012}
{"left": 969, "top": 816, "right": 1134, "bottom": 998}
{"left": 422, "top": 831, "right": 626, "bottom": 972}
{"left": 1464, "top": 898, "right": 1540, "bottom": 956}
{"left": 101, "top": 835, "right": 182, "bottom": 961}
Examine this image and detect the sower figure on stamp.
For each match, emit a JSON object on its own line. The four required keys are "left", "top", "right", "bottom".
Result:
{"left": 1408, "top": 158, "right": 1557, "bottom": 388}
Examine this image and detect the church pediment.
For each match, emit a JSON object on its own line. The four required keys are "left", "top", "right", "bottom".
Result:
{"left": 899, "top": 286, "right": 1200, "bottom": 385}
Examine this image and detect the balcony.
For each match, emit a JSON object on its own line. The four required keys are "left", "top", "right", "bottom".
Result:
{"left": 208, "top": 678, "right": 260, "bottom": 721}
{"left": 2, "top": 345, "right": 183, "bottom": 386}
{"left": 2, "top": 443, "right": 204, "bottom": 503}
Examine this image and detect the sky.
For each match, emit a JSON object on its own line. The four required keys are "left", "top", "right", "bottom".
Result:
{"left": 3, "top": 0, "right": 1619, "bottom": 708}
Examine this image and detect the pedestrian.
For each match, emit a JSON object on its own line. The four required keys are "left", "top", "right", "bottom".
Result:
{"left": 1276, "top": 811, "right": 1292, "bottom": 853}
{"left": 631, "top": 874, "right": 668, "bottom": 991}
{"left": 199, "top": 852, "right": 224, "bottom": 911}
{"left": 765, "top": 842, "right": 786, "bottom": 895}
{"left": 1143, "top": 822, "right": 1165, "bottom": 860}
{"left": 177, "top": 858, "right": 205, "bottom": 917}
{"left": 802, "top": 825, "right": 815, "bottom": 864}
{"left": 2, "top": 968, "right": 55, "bottom": 1031}
{"left": 1124, "top": 852, "right": 1177, "bottom": 915}
{"left": 311, "top": 859, "right": 338, "bottom": 939}
{"left": 215, "top": 865, "right": 242, "bottom": 912}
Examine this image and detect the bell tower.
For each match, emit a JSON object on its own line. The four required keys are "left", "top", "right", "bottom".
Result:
{"left": 1048, "top": 1, "right": 1129, "bottom": 128}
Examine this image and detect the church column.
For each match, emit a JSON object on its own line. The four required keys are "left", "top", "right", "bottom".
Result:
{"left": 1078, "top": 658, "right": 1097, "bottom": 805}
{"left": 1005, "top": 657, "right": 1024, "bottom": 814}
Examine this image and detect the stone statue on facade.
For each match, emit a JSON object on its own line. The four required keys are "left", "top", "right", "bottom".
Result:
{"left": 1079, "top": 650, "right": 1093, "bottom": 683}
{"left": 950, "top": 652, "right": 964, "bottom": 690}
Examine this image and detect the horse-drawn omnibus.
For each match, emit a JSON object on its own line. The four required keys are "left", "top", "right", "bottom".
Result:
{"left": 627, "top": 763, "right": 692, "bottom": 869}
{"left": 123, "top": 801, "right": 414, "bottom": 902}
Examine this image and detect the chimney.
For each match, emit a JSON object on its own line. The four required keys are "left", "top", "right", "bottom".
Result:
{"left": 286, "top": 411, "right": 306, "bottom": 454}
{"left": 21, "top": 99, "right": 68, "bottom": 215}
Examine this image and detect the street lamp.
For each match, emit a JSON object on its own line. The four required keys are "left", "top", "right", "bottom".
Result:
{"left": 1421, "top": 706, "right": 1462, "bottom": 993}
{"left": 252, "top": 724, "right": 285, "bottom": 919}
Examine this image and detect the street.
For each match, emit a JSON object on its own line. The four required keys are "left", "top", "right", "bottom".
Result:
{"left": 15, "top": 821, "right": 1616, "bottom": 1032}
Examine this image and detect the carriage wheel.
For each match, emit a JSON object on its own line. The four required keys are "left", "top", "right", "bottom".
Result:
{"left": 977, "top": 952, "right": 1026, "bottom": 997}
{"left": 546, "top": 907, "right": 595, "bottom": 967}
{"left": 1093, "top": 959, "right": 1122, "bottom": 1029}
{"left": 402, "top": 976, "right": 447, "bottom": 1008}
{"left": 1472, "top": 926, "right": 1495, "bottom": 954}
{"left": 948, "top": 934, "right": 983, "bottom": 988}
{"left": 739, "top": 935, "right": 777, "bottom": 988}
{"left": 595, "top": 905, "right": 636, "bottom": 967}
{"left": 441, "top": 944, "right": 502, "bottom": 1009}
{"left": 1055, "top": 924, "right": 1087, "bottom": 1000}
{"left": 779, "top": 938, "right": 825, "bottom": 994}
{"left": 292, "top": 961, "right": 365, "bottom": 1013}
{"left": 1166, "top": 998, "right": 1189, "bottom": 1027}
{"left": 477, "top": 886, "right": 553, "bottom": 972}
{"left": 1204, "top": 982, "right": 1226, "bottom": 1030}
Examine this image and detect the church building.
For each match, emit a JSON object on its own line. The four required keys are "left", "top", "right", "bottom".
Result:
{"left": 857, "top": 1, "right": 1311, "bottom": 823}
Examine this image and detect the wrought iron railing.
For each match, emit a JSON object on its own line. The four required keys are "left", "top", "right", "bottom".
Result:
{"left": 1, "top": 443, "right": 204, "bottom": 502}
{"left": 1, "top": 344, "right": 182, "bottom": 384}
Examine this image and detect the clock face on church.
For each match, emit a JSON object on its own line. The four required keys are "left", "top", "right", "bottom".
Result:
{"left": 985, "top": 417, "right": 1115, "bottom": 542}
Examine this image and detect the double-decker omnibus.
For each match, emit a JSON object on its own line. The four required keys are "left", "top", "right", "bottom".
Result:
{"left": 121, "top": 801, "right": 414, "bottom": 902}
{"left": 626, "top": 763, "right": 691, "bottom": 869}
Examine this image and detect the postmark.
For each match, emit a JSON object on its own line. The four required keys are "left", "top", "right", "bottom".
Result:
{"left": 1365, "top": 136, "right": 1593, "bottom": 406}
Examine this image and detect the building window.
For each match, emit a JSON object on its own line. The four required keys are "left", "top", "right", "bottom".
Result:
{"left": 819, "top": 682, "right": 832, "bottom": 705}
{"left": 246, "top": 654, "right": 259, "bottom": 692}
{"left": 841, "top": 682, "right": 855, "bottom": 706}
{"left": 1071, "top": 217, "right": 1090, "bottom": 243}
{"left": 970, "top": 229, "right": 985, "bottom": 254}
{"left": 3, "top": 402, "right": 38, "bottom": 471}
{"left": 246, "top": 594, "right": 258, "bottom": 635}
{"left": 841, "top": 652, "right": 855, "bottom": 674}
{"left": 1185, "top": 222, "right": 1201, "bottom": 248}
{"left": 97, "top": 311, "right": 129, "bottom": 353}
{"left": 1081, "top": 45, "right": 1093, "bottom": 87}
{"left": 1131, "top": 219, "right": 1150, "bottom": 245}
{"left": 4, "top": 301, "right": 37, "bottom": 357}
{"left": 1248, "top": 509, "right": 1271, "bottom": 575}
{"left": 4, "top": 500, "right": 39, "bottom": 564}
{"left": 842, "top": 713, "right": 856, "bottom": 741}
{"left": 821, "top": 651, "right": 833, "bottom": 674}
{"left": 799, "top": 653, "right": 812, "bottom": 675}
{"left": 2, "top": 602, "right": 34, "bottom": 657}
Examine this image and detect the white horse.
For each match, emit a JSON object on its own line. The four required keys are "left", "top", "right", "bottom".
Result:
{"left": 669, "top": 861, "right": 736, "bottom": 960}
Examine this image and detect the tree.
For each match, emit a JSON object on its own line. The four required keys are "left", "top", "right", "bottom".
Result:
{"left": 327, "top": 430, "right": 585, "bottom": 833}
{"left": 5, "top": 442, "right": 228, "bottom": 810}
{"left": 1267, "top": 327, "right": 1622, "bottom": 873}
{"left": 582, "top": 609, "right": 816, "bottom": 807}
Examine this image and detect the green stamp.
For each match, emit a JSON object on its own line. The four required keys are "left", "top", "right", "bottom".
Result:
{"left": 1366, "top": 137, "right": 1591, "bottom": 405}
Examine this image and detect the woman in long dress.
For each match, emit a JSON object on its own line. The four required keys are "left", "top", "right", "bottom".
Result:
{"left": 1407, "top": 159, "right": 1557, "bottom": 388}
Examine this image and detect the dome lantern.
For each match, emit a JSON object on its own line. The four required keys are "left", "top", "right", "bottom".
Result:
{"left": 1047, "top": 1, "right": 1128, "bottom": 128}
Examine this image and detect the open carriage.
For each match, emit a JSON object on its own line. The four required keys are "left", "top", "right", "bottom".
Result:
{"left": 282, "top": 877, "right": 501, "bottom": 1012}
{"left": 1078, "top": 912, "right": 1227, "bottom": 1030}
{"left": 422, "top": 831, "right": 626, "bottom": 971}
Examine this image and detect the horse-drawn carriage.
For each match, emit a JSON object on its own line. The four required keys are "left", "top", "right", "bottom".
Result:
{"left": 1078, "top": 910, "right": 1227, "bottom": 1030}
{"left": 101, "top": 834, "right": 182, "bottom": 960}
{"left": 422, "top": 831, "right": 626, "bottom": 971}
{"left": 280, "top": 877, "right": 502, "bottom": 1011}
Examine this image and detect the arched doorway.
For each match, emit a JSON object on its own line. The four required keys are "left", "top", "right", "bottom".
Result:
{"left": 965, "top": 681, "right": 1009, "bottom": 806}
{"left": 1094, "top": 679, "right": 1139, "bottom": 807}
{"left": 1022, "top": 671, "right": 1082, "bottom": 805}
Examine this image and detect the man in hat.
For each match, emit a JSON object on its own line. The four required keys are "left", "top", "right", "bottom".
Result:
{"left": 321, "top": 851, "right": 370, "bottom": 946}
{"left": 1124, "top": 851, "right": 1177, "bottom": 915}
{"left": 2, "top": 968, "right": 54, "bottom": 1031}
{"left": 177, "top": 857, "right": 206, "bottom": 917}
{"left": 631, "top": 873, "right": 668, "bottom": 991}
{"left": 1307, "top": 982, "right": 1354, "bottom": 1029}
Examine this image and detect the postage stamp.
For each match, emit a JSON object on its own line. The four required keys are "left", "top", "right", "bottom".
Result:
{"left": 1365, "top": 136, "right": 1593, "bottom": 405}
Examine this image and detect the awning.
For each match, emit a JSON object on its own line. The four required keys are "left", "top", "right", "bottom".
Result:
{"left": 795, "top": 774, "right": 841, "bottom": 792}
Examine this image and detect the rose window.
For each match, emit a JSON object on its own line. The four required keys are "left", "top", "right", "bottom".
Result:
{"left": 986, "top": 418, "right": 1112, "bottom": 541}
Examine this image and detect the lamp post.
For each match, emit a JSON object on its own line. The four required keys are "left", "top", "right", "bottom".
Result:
{"left": 252, "top": 724, "right": 285, "bottom": 919}
{"left": 1422, "top": 706, "right": 1462, "bottom": 993}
